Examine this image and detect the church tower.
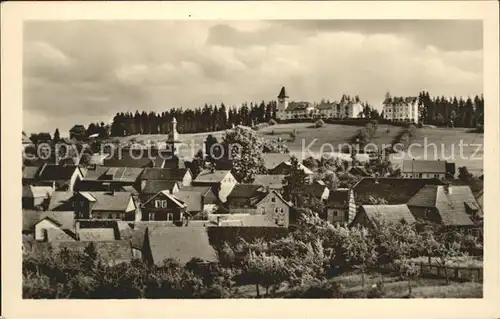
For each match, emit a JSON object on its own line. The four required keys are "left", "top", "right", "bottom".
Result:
{"left": 166, "top": 117, "right": 181, "bottom": 157}
{"left": 277, "top": 86, "right": 289, "bottom": 120}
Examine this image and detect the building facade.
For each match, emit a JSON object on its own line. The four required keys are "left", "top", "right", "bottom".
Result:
{"left": 382, "top": 96, "right": 419, "bottom": 123}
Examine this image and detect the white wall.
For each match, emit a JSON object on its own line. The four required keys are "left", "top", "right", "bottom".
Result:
{"left": 35, "top": 219, "right": 59, "bottom": 241}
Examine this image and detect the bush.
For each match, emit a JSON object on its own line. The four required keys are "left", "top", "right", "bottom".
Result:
{"left": 366, "top": 279, "right": 386, "bottom": 298}
{"left": 268, "top": 119, "right": 278, "bottom": 126}
{"left": 315, "top": 119, "right": 325, "bottom": 128}
{"left": 286, "top": 281, "right": 345, "bottom": 298}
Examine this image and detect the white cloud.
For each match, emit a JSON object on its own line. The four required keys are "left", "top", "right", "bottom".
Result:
{"left": 23, "top": 21, "right": 483, "bottom": 134}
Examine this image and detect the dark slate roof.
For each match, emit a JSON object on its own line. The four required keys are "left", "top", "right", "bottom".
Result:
{"left": 402, "top": 160, "right": 447, "bottom": 174}
{"left": 140, "top": 168, "right": 189, "bottom": 181}
{"left": 327, "top": 188, "right": 351, "bottom": 209}
{"left": 52, "top": 240, "right": 133, "bottom": 265}
{"left": 177, "top": 186, "right": 218, "bottom": 205}
{"left": 262, "top": 153, "right": 292, "bottom": 170}
{"left": 47, "top": 192, "right": 74, "bottom": 211}
{"left": 407, "top": 185, "right": 478, "bottom": 226}
{"left": 277, "top": 86, "right": 288, "bottom": 99}
{"left": 23, "top": 166, "right": 42, "bottom": 180}
{"left": 103, "top": 156, "right": 153, "bottom": 168}
{"left": 227, "top": 184, "right": 269, "bottom": 208}
{"left": 147, "top": 227, "right": 217, "bottom": 265}
{"left": 78, "top": 191, "right": 134, "bottom": 212}
{"left": 38, "top": 164, "right": 79, "bottom": 181}
{"left": 309, "top": 181, "right": 328, "bottom": 198}
{"left": 141, "top": 180, "right": 178, "bottom": 195}
{"left": 361, "top": 204, "right": 416, "bottom": 225}
{"left": 23, "top": 209, "right": 75, "bottom": 232}
{"left": 353, "top": 177, "right": 445, "bottom": 205}
{"left": 253, "top": 174, "right": 286, "bottom": 189}
{"left": 175, "top": 191, "right": 203, "bottom": 212}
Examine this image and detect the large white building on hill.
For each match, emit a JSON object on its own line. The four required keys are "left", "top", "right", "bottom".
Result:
{"left": 382, "top": 95, "right": 419, "bottom": 123}
{"left": 276, "top": 86, "right": 364, "bottom": 121}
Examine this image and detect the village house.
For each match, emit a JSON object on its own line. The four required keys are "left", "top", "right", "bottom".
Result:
{"left": 32, "top": 164, "right": 85, "bottom": 192}
{"left": 309, "top": 180, "right": 330, "bottom": 202}
{"left": 406, "top": 184, "right": 482, "bottom": 235}
{"left": 325, "top": 188, "right": 357, "bottom": 225}
{"left": 192, "top": 169, "right": 237, "bottom": 203}
{"left": 352, "top": 177, "right": 446, "bottom": 205}
{"left": 252, "top": 174, "right": 287, "bottom": 191}
{"left": 226, "top": 184, "right": 291, "bottom": 227}
{"left": 351, "top": 204, "right": 416, "bottom": 229}
{"left": 139, "top": 167, "right": 192, "bottom": 187}
{"left": 177, "top": 185, "right": 219, "bottom": 214}
{"left": 72, "top": 191, "right": 141, "bottom": 221}
{"left": 140, "top": 191, "right": 187, "bottom": 222}
{"left": 139, "top": 180, "right": 179, "bottom": 203}
{"left": 141, "top": 227, "right": 218, "bottom": 266}
{"left": 269, "top": 161, "right": 314, "bottom": 184}
{"left": 78, "top": 166, "right": 144, "bottom": 192}
{"left": 402, "top": 159, "right": 454, "bottom": 179}
{"left": 23, "top": 209, "right": 76, "bottom": 241}
{"left": 22, "top": 184, "right": 54, "bottom": 210}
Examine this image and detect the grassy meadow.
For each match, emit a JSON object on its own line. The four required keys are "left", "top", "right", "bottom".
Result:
{"left": 115, "top": 123, "right": 484, "bottom": 175}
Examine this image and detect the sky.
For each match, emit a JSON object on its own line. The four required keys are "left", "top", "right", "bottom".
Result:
{"left": 23, "top": 20, "right": 483, "bottom": 135}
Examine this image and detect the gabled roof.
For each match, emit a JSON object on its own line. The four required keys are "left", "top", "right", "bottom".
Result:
{"left": 147, "top": 227, "right": 217, "bottom": 265}
{"left": 175, "top": 191, "right": 203, "bottom": 212}
{"left": 353, "top": 177, "right": 445, "bottom": 205}
{"left": 177, "top": 185, "right": 218, "bottom": 205}
{"left": 309, "top": 181, "right": 329, "bottom": 198}
{"left": 140, "top": 168, "right": 189, "bottom": 181}
{"left": 253, "top": 174, "right": 286, "bottom": 189}
{"left": 274, "top": 161, "right": 314, "bottom": 175}
{"left": 22, "top": 185, "right": 54, "bottom": 198}
{"left": 23, "top": 209, "right": 75, "bottom": 232}
{"left": 407, "top": 185, "right": 478, "bottom": 226}
{"left": 262, "top": 153, "right": 292, "bottom": 170}
{"left": 361, "top": 204, "right": 416, "bottom": 225}
{"left": 402, "top": 160, "right": 447, "bottom": 173}
{"left": 78, "top": 191, "right": 135, "bottom": 212}
{"left": 194, "top": 169, "right": 231, "bottom": 183}
{"left": 78, "top": 228, "right": 117, "bottom": 241}
{"left": 141, "top": 180, "right": 178, "bottom": 195}
{"left": 277, "top": 86, "right": 289, "bottom": 99}
{"left": 38, "top": 164, "right": 79, "bottom": 181}
{"left": 142, "top": 191, "right": 186, "bottom": 209}
{"left": 227, "top": 184, "right": 269, "bottom": 208}
{"left": 47, "top": 192, "right": 74, "bottom": 211}
{"left": 23, "top": 166, "right": 42, "bottom": 180}
{"left": 45, "top": 227, "right": 76, "bottom": 242}
{"left": 83, "top": 166, "right": 144, "bottom": 182}
{"left": 327, "top": 188, "right": 351, "bottom": 209}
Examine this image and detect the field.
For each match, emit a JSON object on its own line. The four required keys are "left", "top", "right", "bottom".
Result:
{"left": 115, "top": 123, "right": 484, "bottom": 175}
{"left": 230, "top": 270, "right": 483, "bottom": 298}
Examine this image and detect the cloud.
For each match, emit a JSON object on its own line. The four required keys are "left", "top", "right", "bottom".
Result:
{"left": 23, "top": 20, "right": 483, "bottom": 134}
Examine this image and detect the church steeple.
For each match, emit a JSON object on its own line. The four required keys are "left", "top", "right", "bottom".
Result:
{"left": 166, "top": 117, "right": 181, "bottom": 157}
{"left": 277, "top": 86, "right": 289, "bottom": 99}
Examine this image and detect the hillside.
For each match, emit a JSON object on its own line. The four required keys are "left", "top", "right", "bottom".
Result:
{"left": 112, "top": 123, "right": 483, "bottom": 175}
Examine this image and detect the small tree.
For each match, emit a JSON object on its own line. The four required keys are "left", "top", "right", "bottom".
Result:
{"left": 315, "top": 119, "right": 324, "bottom": 128}
{"left": 244, "top": 251, "right": 289, "bottom": 297}
{"left": 53, "top": 128, "right": 61, "bottom": 143}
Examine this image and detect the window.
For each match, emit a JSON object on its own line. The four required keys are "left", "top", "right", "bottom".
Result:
{"left": 333, "top": 211, "right": 338, "bottom": 217}
{"left": 271, "top": 197, "right": 276, "bottom": 203}
{"left": 149, "top": 213, "right": 155, "bottom": 221}
{"left": 162, "top": 200, "right": 168, "bottom": 208}
{"left": 260, "top": 207, "right": 266, "bottom": 215}
{"left": 155, "top": 200, "right": 161, "bottom": 208}
{"left": 275, "top": 208, "right": 279, "bottom": 213}
{"left": 167, "top": 213, "right": 173, "bottom": 221}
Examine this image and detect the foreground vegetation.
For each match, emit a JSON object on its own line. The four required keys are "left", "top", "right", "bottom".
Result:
{"left": 23, "top": 212, "right": 483, "bottom": 299}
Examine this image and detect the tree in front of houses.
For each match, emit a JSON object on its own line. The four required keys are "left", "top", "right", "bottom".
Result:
{"left": 243, "top": 250, "right": 289, "bottom": 297}
{"left": 342, "top": 226, "right": 378, "bottom": 289}
{"left": 282, "top": 156, "right": 309, "bottom": 207}
{"left": 222, "top": 126, "right": 265, "bottom": 183}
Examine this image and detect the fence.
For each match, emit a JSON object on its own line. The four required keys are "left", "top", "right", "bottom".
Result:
{"left": 377, "top": 262, "right": 483, "bottom": 282}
